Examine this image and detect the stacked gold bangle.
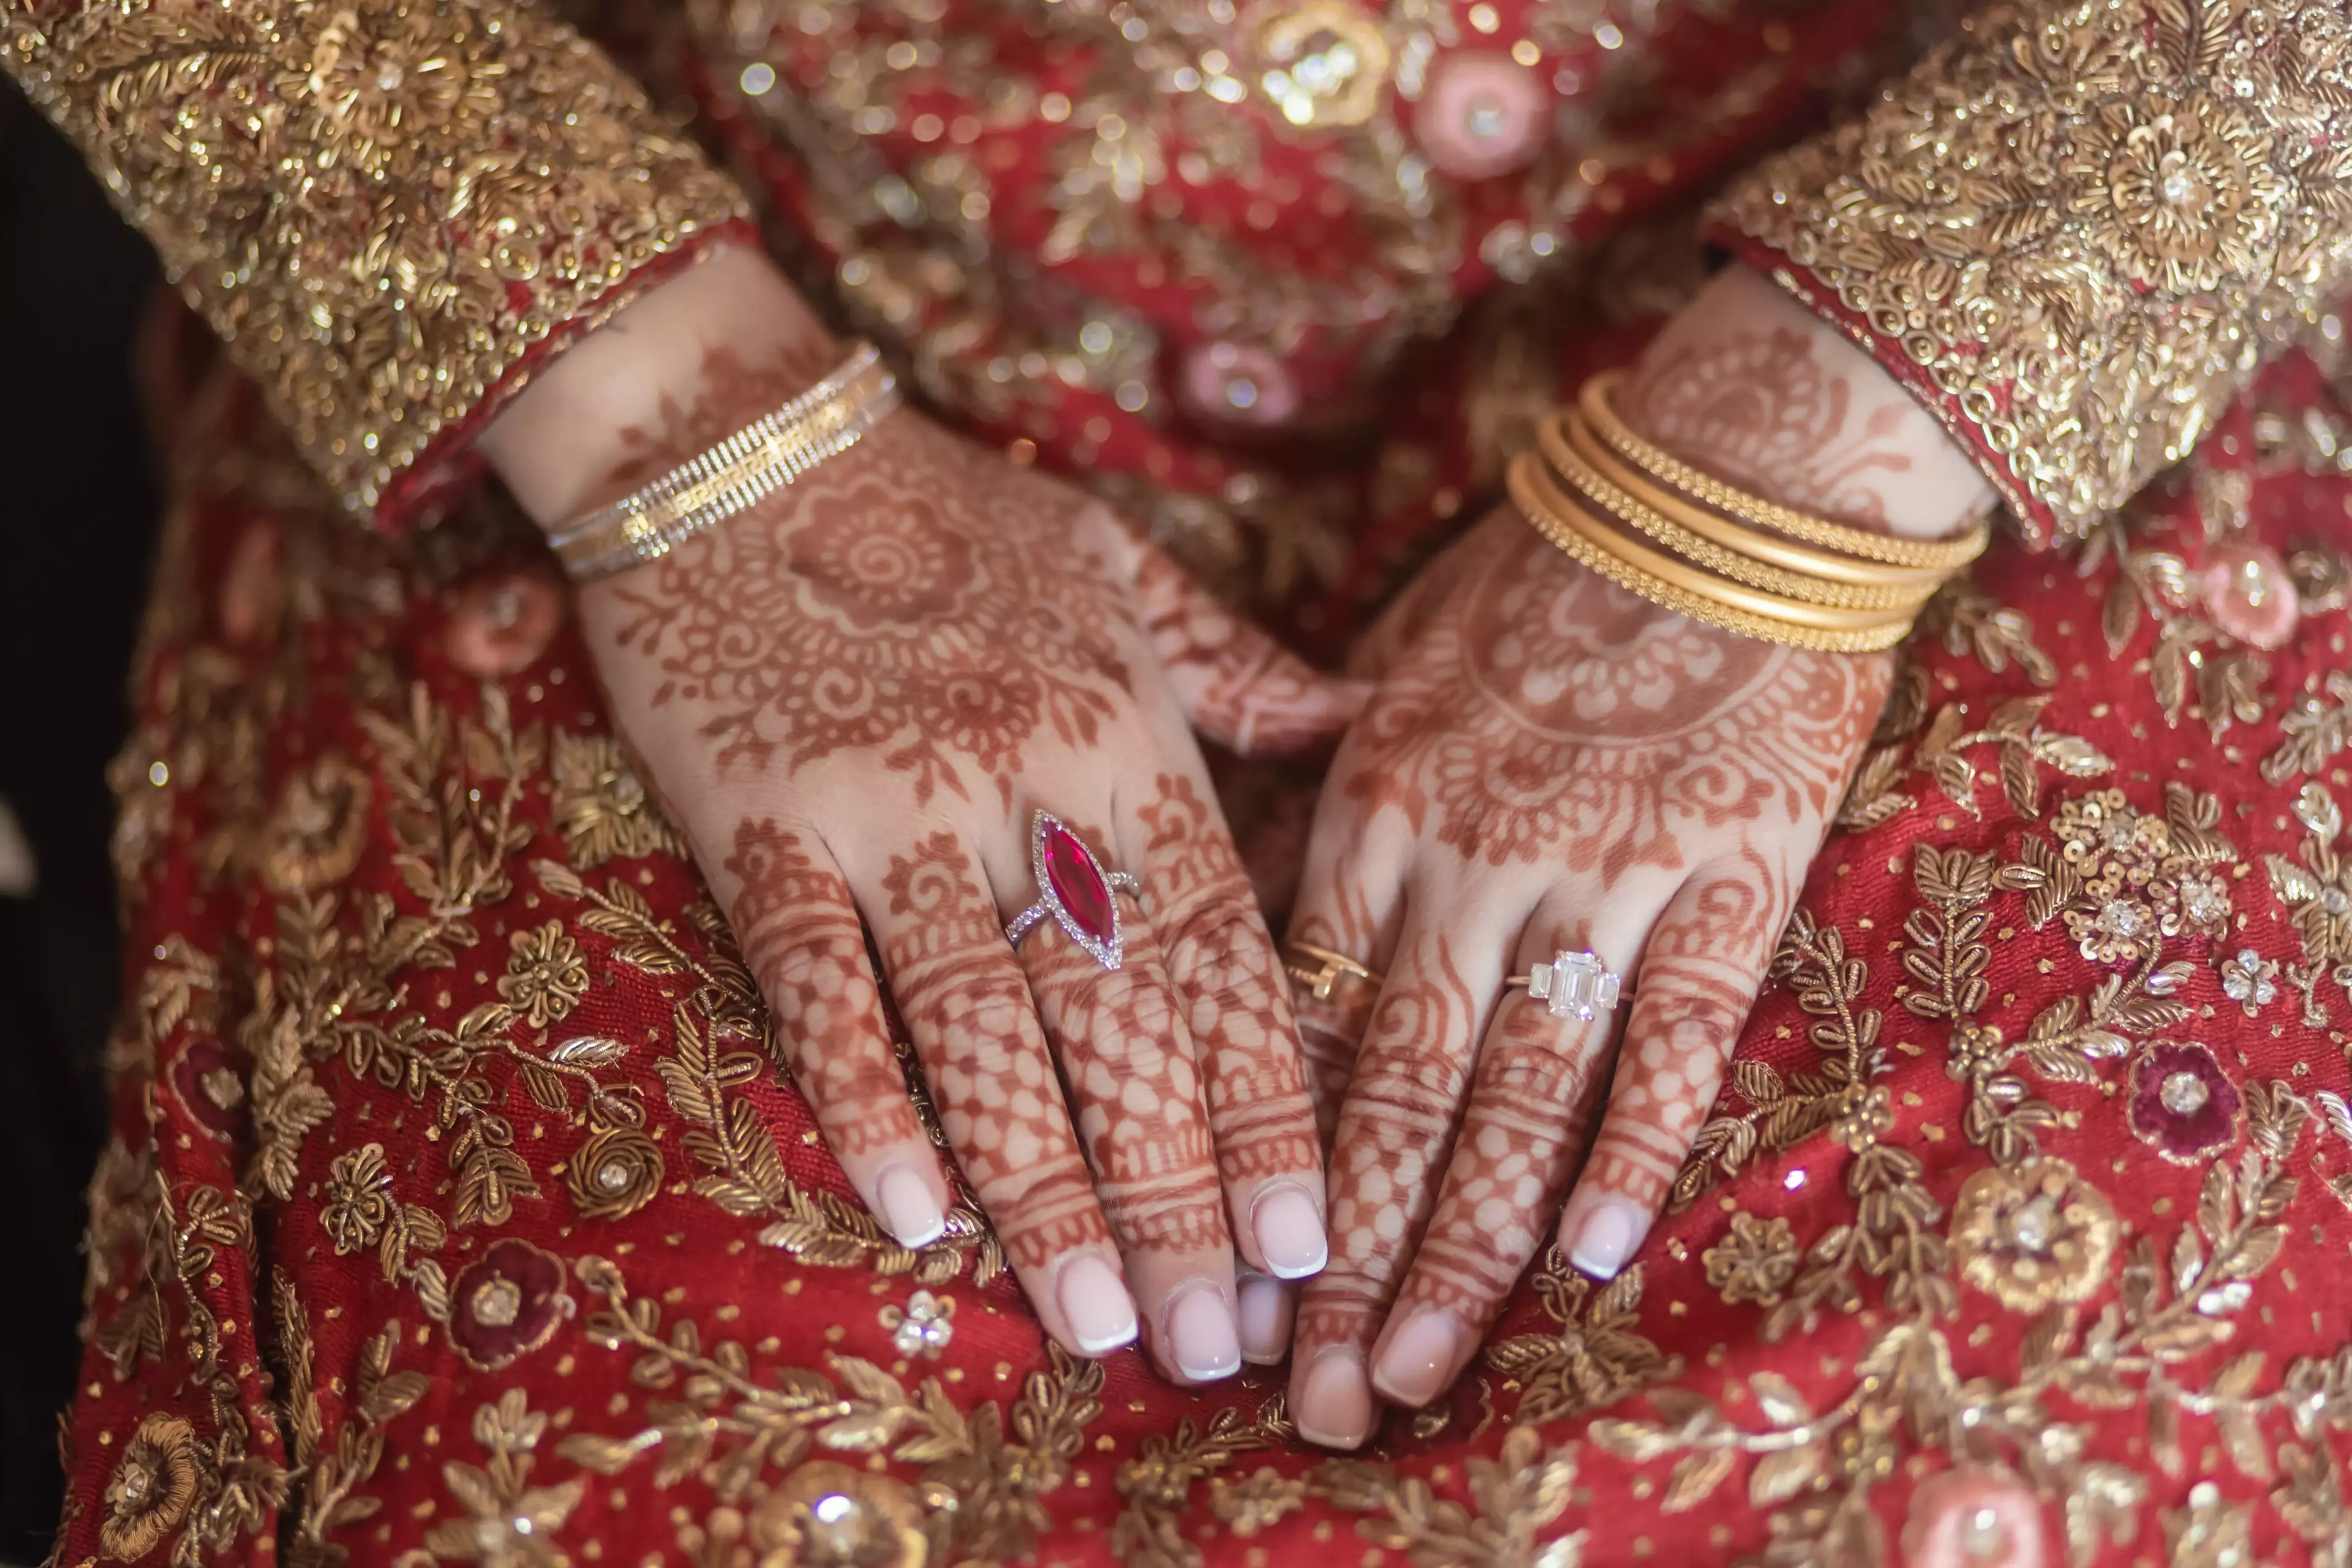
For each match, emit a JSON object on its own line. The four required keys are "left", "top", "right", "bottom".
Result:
{"left": 1506, "top": 369, "right": 1989, "bottom": 652}
{"left": 550, "top": 341, "right": 900, "bottom": 582}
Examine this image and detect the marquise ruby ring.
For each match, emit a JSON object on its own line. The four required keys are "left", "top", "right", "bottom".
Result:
{"left": 1005, "top": 811, "right": 1144, "bottom": 970}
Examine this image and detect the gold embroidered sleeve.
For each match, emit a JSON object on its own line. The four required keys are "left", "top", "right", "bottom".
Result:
{"left": 1709, "top": 0, "right": 2352, "bottom": 547}
{"left": 2, "top": 0, "right": 750, "bottom": 527}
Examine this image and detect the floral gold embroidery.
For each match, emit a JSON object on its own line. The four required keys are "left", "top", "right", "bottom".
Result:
{"left": 2125, "top": 1042, "right": 2245, "bottom": 1166}
{"left": 1712, "top": 0, "right": 2352, "bottom": 541}
{"left": 566, "top": 1126, "right": 664, "bottom": 1221}
{"left": 1701, "top": 1213, "right": 1799, "bottom": 1308}
{"left": 423, "top": 1391, "right": 585, "bottom": 1567}
{"left": 262, "top": 753, "right": 374, "bottom": 894}
{"left": 447, "top": 1238, "right": 575, "bottom": 1371}
{"left": 1950, "top": 1157, "right": 2120, "bottom": 1313}
{"left": 101, "top": 1413, "right": 201, "bottom": 1562}
{"left": 1482, "top": 1255, "right": 1677, "bottom": 1425}
{"left": 3, "top": 0, "right": 746, "bottom": 518}
{"left": 499, "top": 921, "right": 590, "bottom": 1027}
{"left": 551, "top": 729, "right": 681, "bottom": 870}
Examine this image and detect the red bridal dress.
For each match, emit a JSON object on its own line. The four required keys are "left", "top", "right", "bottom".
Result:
{"left": 14, "top": 0, "right": 2352, "bottom": 1561}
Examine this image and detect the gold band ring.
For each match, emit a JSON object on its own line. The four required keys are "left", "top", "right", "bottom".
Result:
{"left": 1282, "top": 941, "right": 1385, "bottom": 1000}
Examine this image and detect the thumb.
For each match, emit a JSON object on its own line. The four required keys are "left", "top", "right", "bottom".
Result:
{"left": 1131, "top": 541, "right": 1370, "bottom": 757}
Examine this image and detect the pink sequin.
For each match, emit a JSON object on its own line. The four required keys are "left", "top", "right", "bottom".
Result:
{"left": 1413, "top": 53, "right": 1548, "bottom": 180}
{"left": 1900, "top": 1466, "right": 2046, "bottom": 1568}
{"left": 2198, "top": 539, "right": 2300, "bottom": 649}
{"left": 217, "top": 519, "right": 281, "bottom": 647}
{"left": 1179, "top": 341, "right": 1300, "bottom": 428}
{"left": 445, "top": 571, "right": 565, "bottom": 677}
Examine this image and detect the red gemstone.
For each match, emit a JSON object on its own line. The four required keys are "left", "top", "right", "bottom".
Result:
{"left": 1041, "top": 819, "right": 1117, "bottom": 944}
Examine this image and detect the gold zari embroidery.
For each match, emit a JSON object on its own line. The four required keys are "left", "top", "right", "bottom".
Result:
{"left": 1711, "top": 0, "right": 2352, "bottom": 542}
{"left": 1, "top": 0, "right": 747, "bottom": 519}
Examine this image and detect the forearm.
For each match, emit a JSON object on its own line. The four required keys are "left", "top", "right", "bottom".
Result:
{"left": 478, "top": 245, "right": 840, "bottom": 529}
{"left": 1619, "top": 266, "right": 1996, "bottom": 542}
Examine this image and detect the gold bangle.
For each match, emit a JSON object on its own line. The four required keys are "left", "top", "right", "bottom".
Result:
{"left": 1558, "top": 414, "right": 1948, "bottom": 594}
{"left": 1515, "top": 457, "right": 1916, "bottom": 631}
{"left": 1506, "top": 453, "right": 1917, "bottom": 654}
{"left": 1538, "top": 414, "right": 1941, "bottom": 611}
{"left": 1581, "top": 371, "right": 1991, "bottom": 572}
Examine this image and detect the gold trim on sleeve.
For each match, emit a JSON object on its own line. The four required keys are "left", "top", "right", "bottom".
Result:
{"left": 4, "top": 0, "right": 750, "bottom": 522}
{"left": 1708, "top": 0, "right": 2352, "bottom": 542}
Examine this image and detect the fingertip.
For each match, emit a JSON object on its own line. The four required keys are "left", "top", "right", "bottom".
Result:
{"left": 873, "top": 1161, "right": 948, "bottom": 1250}
{"left": 1055, "top": 1252, "right": 1140, "bottom": 1354}
{"left": 1291, "top": 1346, "right": 1374, "bottom": 1449}
{"left": 1248, "top": 1181, "right": 1329, "bottom": 1281}
{"left": 1237, "top": 1273, "right": 1294, "bottom": 1365}
{"left": 1559, "top": 1189, "right": 1650, "bottom": 1280}
{"left": 1368, "top": 1307, "right": 1470, "bottom": 1408}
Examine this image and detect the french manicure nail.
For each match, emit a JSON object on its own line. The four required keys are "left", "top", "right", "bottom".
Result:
{"left": 875, "top": 1164, "right": 946, "bottom": 1249}
{"left": 1165, "top": 1282, "right": 1242, "bottom": 1381}
{"left": 1237, "top": 1273, "right": 1292, "bottom": 1365}
{"left": 1057, "top": 1254, "right": 1139, "bottom": 1353}
{"left": 1567, "top": 1196, "right": 1646, "bottom": 1280}
{"left": 1293, "top": 1348, "right": 1374, "bottom": 1449}
{"left": 1251, "top": 1182, "right": 1329, "bottom": 1280}
{"left": 1371, "top": 1308, "right": 1467, "bottom": 1406}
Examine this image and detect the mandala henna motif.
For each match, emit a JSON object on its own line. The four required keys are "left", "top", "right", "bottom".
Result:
{"left": 604, "top": 414, "right": 1136, "bottom": 802}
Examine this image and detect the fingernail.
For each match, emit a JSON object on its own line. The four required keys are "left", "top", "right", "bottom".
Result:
{"left": 1251, "top": 1183, "right": 1329, "bottom": 1280}
{"left": 1237, "top": 1273, "right": 1292, "bottom": 1365}
{"left": 1567, "top": 1196, "right": 1647, "bottom": 1280}
{"left": 875, "top": 1164, "right": 946, "bottom": 1249}
{"left": 1056, "top": 1254, "right": 1139, "bottom": 1354}
{"left": 1371, "top": 1308, "right": 1467, "bottom": 1406}
{"left": 1293, "top": 1348, "right": 1374, "bottom": 1449}
{"left": 1164, "top": 1282, "right": 1242, "bottom": 1382}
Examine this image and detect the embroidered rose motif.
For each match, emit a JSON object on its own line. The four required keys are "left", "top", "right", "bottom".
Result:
{"left": 2220, "top": 946, "right": 2279, "bottom": 1015}
{"left": 262, "top": 752, "right": 374, "bottom": 894}
{"left": 1951, "top": 1158, "right": 2119, "bottom": 1313}
{"left": 1701, "top": 1212, "right": 1799, "bottom": 1306}
{"left": 2065, "top": 90, "right": 2286, "bottom": 293}
{"left": 100, "top": 1413, "right": 200, "bottom": 1561}
{"left": 2125, "top": 1041, "right": 2243, "bottom": 1164}
{"left": 321, "top": 1141, "right": 396, "bottom": 1254}
{"left": 2199, "top": 539, "right": 2301, "bottom": 649}
{"left": 499, "top": 921, "right": 589, "bottom": 1027}
{"left": 445, "top": 571, "right": 565, "bottom": 678}
{"left": 167, "top": 1036, "right": 246, "bottom": 1144}
{"left": 284, "top": 0, "right": 508, "bottom": 178}
{"left": 1900, "top": 1464, "right": 2047, "bottom": 1568}
{"left": 745, "top": 1461, "right": 925, "bottom": 1568}
{"left": 448, "top": 1238, "right": 575, "bottom": 1370}
{"left": 566, "top": 1127, "right": 663, "bottom": 1221}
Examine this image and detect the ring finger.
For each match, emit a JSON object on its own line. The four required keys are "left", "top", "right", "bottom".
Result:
{"left": 1365, "top": 891, "right": 1663, "bottom": 1411}
{"left": 1002, "top": 804, "right": 1243, "bottom": 1385}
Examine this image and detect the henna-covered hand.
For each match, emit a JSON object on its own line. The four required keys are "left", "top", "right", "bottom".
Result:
{"left": 1280, "top": 265, "right": 1991, "bottom": 1446}
{"left": 505, "top": 253, "right": 1364, "bottom": 1385}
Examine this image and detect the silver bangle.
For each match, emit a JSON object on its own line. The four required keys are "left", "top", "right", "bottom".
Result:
{"left": 549, "top": 341, "right": 899, "bottom": 582}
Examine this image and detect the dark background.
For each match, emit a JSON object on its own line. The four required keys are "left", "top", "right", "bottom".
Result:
{"left": 0, "top": 83, "right": 162, "bottom": 1562}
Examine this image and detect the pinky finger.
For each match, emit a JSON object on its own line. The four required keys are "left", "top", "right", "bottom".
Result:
{"left": 1556, "top": 861, "right": 1787, "bottom": 1280}
{"left": 715, "top": 817, "right": 954, "bottom": 1250}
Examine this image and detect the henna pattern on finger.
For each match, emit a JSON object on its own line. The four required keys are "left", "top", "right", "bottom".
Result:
{"left": 722, "top": 819, "right": 916, "bottom": 1161}
{"left": 1582, "top": 853, "right": 1792, "bottom": 1214}
{"left": 1134, "top": 551, "right": 1357, "bottom": 757}
{"left": 1017, "top": 869, "right": 1229, "bottom": 1258}
{"left": 1136, "top": 775, "right": 1319, "bottom": 1186}
{"left": 1297, "top": 941, "right": 1481, "bottom": 1350}
{"left": 877, "top": 834, "right": 1112, "bottom": 1270}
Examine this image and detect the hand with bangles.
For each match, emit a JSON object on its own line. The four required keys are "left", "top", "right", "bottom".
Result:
{"left": 481, "top": 247, "right": 1363, "bottom": 1387}
{"left": 1273, "top": 266, "right": 1999, "bottom": 1447}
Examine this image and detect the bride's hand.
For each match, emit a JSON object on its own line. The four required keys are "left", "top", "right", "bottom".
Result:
{"left": 484, "top": 249, "right": 1362, "bottom": 1385}
{"left": 1276, "top": 265, "right": 1991, "bottom": 1446}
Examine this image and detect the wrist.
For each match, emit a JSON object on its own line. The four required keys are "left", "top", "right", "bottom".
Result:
{"left": 1619, "top": 266, "right": 1993, "bottom": 542}
{"left": 479, "top": 244, "right": 841, "bottom": 529}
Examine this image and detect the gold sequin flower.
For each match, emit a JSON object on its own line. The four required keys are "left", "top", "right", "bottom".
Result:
{"left": 321, "top": 1140, "right": 396, "bottom": 1254}
{"left": 499, "top": 920, "right": 589, "bottom": 1026}
{"left": 551, "top": 729, "right": 679, "bottom": 869}
{"left": 567, "top": 1127, "right": 663, "bottom": 1221}
{"left": 100, "top": 1413, "right": 200, "bottom": 1561}
{"left": 282, "top": 0, "right": 510, "bottom": 179}
{"left": 879, "top": 1289, "right": 954, "bottom": 1359}
{"left": 2065, "top": 91, "right": 2286, "bottom": 293}
{"left": 1951, "top": 1157, "right": 2119, "bottom": 1313}
{"left": 261, "top": 752, "right": 373, "bottom": 894}
{"left": 747, "top": 1461, "right": 925, "bottom": 1568}
{"left": 1702, "top": 1212, "right": 1800, "bottom": 1306}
